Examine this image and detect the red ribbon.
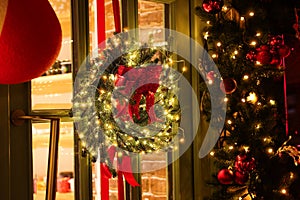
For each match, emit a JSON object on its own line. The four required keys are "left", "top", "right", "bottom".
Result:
{"left": 117, "top": 170, "right": 125, "bottom": 200}
{"left": 115, "top": 65, "right": 162, "bottom": 123}
{"left": 112, "top": 0, "right": 121, "bottom": 33}
{"left": 97, "top": 0, "right": 106, "bottom": 48}
{"left": 107, "top": 146, "right": 140, "bottom": 187}
{"left": 101, "top": 146, "right": 139, "bottom": 200}
{"left": 100, "top": 163, "right": 112, "bottom": 200}
{"left": 116, "top": 156, "right": 140, "bottom": 200}
{"left": 98, "top": 0, "right": 108, "bottom": 197}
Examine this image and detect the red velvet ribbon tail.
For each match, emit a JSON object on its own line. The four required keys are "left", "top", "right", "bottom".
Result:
{"left": 122, "top": 171, "right": 140, "bottom": 187}
{"left": 146, "top": 91, "right": 156, "bottom": 123}
{"left": 107, "top": 145, "right": 117, "bottom": 163}
{"left": 97, "top": 0, "right": 106, "bottom": 48}
{"left": 101, "top": 163, "right": 112, "bottom": 200}
{"left": 120, "top": 156, "right": 140, "bottom": 187}
{"left": 112, "top": 0, "right": 121, "bottom": 33}
{"left": 130, "top": 93, "right": 142, "bottom": 119}
{"left": 117, "top": 170, "right": 125, "bottom": 200}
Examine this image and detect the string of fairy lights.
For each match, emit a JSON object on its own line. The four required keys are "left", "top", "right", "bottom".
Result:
{"left": 73, "top": 34, "right": 187, "bottom": 167}
{"left": 197, "top": 2, "right": 298, "bottom": 198}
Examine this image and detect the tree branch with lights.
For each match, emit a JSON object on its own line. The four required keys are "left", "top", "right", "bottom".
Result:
{"left": 195, "top": 0, "right": 300, "bottom": 199}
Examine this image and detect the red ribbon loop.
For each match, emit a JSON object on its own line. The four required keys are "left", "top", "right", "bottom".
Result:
{"left": 114, "top": 65, "right": 162, "bottom": 123}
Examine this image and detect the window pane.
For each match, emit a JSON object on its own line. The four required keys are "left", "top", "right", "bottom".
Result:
{"left": 31, "top": 0, "right": 72, "bottom": 110}
{"left": 89, "top": 0, "right": 121, "bottom": 58}
{"left": 141, "top": 153, "right": 168, "bottom": 200}
{"left": 31, "top": 73, "right": 72, "bottom": 110}
{"left": 33, "top": 122, "right": 74, "bottom": 200}
{"left": 88, "top": 1, "right": 121, "bottom": 199}
{"left": 138, "top": 2, "right": 168, "bottom": 199}
{"left": 138, "top": 1, "right": 165, "bottom": 43}
{"left": 88, "top": 1, "right": 168, "bottom": 199}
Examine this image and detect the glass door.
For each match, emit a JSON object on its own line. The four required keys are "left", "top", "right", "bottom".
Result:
{"left": 138, "top": 2, "right": 169, "bottom": 199}
{"left": 30, "top": 1, "right": 173, "bottom": 199}
{"left": 31, "top": 0, "right": 74, "bottom": 199}
{"left": 87, "top": 0, "right": 173, "bottom": 199}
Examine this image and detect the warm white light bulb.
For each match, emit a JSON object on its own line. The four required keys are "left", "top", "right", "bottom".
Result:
{"left": 247, "top": 92, "right": 258, "bottom": 104}
{"left": 250, "top": 41, "right": 257, "bottom": 46}
{"left": 182, "top": 66, "right": 187, "bottom": 72}
{"left": 267, "top": 148, "right": 273, "bottom": 154}
{"left": 256, "top": 123, "right": 261, "bottom": 129}
{"left": 281, "top": 189, "right": 287, "bottom": 194}
{"left": 270, "top": 100, "right": 276, "bottom": 105}
{"left": 243, "top": 75, "right": 249, "bottom": 80}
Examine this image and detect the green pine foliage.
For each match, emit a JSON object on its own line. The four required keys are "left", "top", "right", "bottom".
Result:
{"left": 196, "top": 0, "right": 300, "bottom": 199}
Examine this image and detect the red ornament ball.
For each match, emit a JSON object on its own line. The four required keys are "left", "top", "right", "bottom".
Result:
{"left": 278, "top": 45, "right": 291, "bottom": 58}
{"left": 217, "top": 169, "right": 234, "bottom": 185}
{"left": 202, "top": 0, "right": 224, "bottom": 14}
{"left": 220, "top": 78, "right": 237, "bottom": 94}
{"left": 234, "top": 171, "right": 249, "bottom": 185}
{"left": 256, "top": 50, "right": 272, "bottom": 65}
{"left": 0, "top": 0, "right": 62, "bottom": 84}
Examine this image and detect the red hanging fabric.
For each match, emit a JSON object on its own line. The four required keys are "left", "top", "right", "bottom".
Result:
{"left": 103, "top": 146, "right": 140, "bottom": 200}
{"left": 97, "top": 0, "right": 106, "bottom": 48}
{"left": 97, "top": 1, "right": 107, "bottom": 198}
{"left": 117, "top": 170, "right": 125, "bottom": 200}
{"left": 101, "top": 163, "right": 112, "bottom": 200}
{"left": 112, "top": 0, "right": 121, "bottom": 33}
{"left": 119, "top": 156, "right": 140, "bottom": 187}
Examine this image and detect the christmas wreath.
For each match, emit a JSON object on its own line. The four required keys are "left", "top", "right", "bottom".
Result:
{"left": 73, "top": 35, "right": 183, "bottom": 156}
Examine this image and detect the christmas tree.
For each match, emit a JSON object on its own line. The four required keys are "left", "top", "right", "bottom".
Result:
{"left": 195, "top": 0, "right": 300, "bottom": 199}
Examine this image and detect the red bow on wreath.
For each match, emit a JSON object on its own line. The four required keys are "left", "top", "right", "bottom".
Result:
{"left": 101, "top": 146, "right": 140, "bottom": 200}
{"left": 115, "top": 65, "right": 162, "bottom": 123}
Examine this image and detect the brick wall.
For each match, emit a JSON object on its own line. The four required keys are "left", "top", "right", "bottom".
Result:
{"left": 141, "top": 153, "right": 167, "bottom": 200}
{"left": 138, "top": 1, "right": 164, "bottom": 28}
